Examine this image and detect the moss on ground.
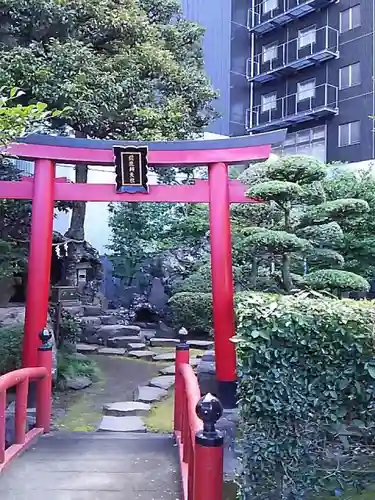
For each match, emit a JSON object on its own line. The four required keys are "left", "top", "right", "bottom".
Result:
{"left": 55, "top": 394, "right": 102, "bottom": 431}
{"left": 145, "top": 392, "right": 174, "bottom": 433}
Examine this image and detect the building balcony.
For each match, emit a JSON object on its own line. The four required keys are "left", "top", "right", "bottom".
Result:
{"left": 246, "top": 26, "right": 339, "bottom": 84}
{"left": 247, "top": 0, "right": 337, "bottom": 35}
{"left": 246, "top": 83, "right": 338, "bottom": 132}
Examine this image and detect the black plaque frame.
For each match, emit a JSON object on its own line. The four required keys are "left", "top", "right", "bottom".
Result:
{"left": 113, "top": 145, "right": 149, "bottom": 193}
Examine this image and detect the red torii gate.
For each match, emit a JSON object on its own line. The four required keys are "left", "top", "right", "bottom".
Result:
{"left": 4, "top": 130, "right": 285, "bottom": 406}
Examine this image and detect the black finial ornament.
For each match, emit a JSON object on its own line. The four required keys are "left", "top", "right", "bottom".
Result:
{"left": 195, "top": 393, "right": 224, "bottom": 447}
{"left": 38, "top": 328, "right": 53, "bottom": 351}
{"left": 113, "top": 145, "right": 149, "bottom": 194}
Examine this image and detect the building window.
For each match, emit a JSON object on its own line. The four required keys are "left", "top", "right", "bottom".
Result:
{"left": 261, "top": 92, "right": 277, "bottom": 112}
{"left": 298, "top": 26, "right": 316, "bottom": 49}
{"left": 339, "top": 62, "right": 360, "bottom": 89}
{"left": 340, "top": 5, "right": 360, "bottom": 33}
{"left": 263, "top": 0, "right": 278, "bottom": 14}
{"left": 262, "top": 43, "right": 278, "bottom": 63}
{"left": 273, "top": 126, "right": 326, "bottom": 162}
{"left": 338, "top": 121, "right": 360, "bottom": 147}
{"left": 297, "top": 79, "right": 316, "bottom": 101}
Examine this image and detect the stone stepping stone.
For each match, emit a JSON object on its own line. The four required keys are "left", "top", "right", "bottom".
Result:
{"left": 128, "top": 350, "right": 156, "bottom": 361}
{"left": 150, "top": 338, "right": 179, "bottom": 348}
{"left": 76, "top": 343, "right": 99, "bottom": 353}
{"left": 99, "top": 416, "right": 146, "bottom": 433}
{"left": 103, "top": 401, "right": 151, "bottom": 417}
{"left": 97, "top": 347, "right": 126, "bottom": 356}
{"left": 201, "top": 350, "right": 215, "bottom": 362}
{"left": 84, "top": 305, "right": 103, "bottom": 316}
{"left": 152, "top": 352, "right": 176, "bottom": 362}
{"left": 159, "top": 364, "right": 175, "bottom": 375}
{"left": 134, "top": 385, "right": 168, "bottom": 403}
{"left": 140, "top": 329, "right": 157, "bottom": 340}
{"left": 107, "top": 336, "right": 142, "bottom": 348}
{"left": 187, "top": 340, "right": 214, "bottom": 350}
{"left": 149, "top": 376, "right": 175, "bottom": 391}
{"left": 127, "top": 342, "right": 146, "bottom": 350}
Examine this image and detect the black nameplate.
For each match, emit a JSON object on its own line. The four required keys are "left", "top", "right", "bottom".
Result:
{"left": 113, "top": 145, "right": 149, "bottom": 193}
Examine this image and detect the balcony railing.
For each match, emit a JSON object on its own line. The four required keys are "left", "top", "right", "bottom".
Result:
{"left": 247, "top": 25, "right": 339, "bottom": 83}
{"left": 246, "top": 83, "right": 338, "bottom": 132}
{"left": 247, "top": 0, "right": 337, "bottom": 34}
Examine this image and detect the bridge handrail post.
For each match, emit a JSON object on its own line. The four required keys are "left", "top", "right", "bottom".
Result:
{"left": 193, "top": 393, "right": 224, "bottom": 500}
{"left": 173, "top": 327, "right": 190, "bottom": 435}
{"left": 36, "top": 328, "right": 53, "bottom": 433}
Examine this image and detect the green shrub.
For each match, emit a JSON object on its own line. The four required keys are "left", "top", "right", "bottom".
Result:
{"left": 304, "top": 269, "right": 370, "bottom": 295}
{"left": 175, "top": 263, "right": 243, "bottom": 294}
{"left": 168, "top": 292, "right": 212, "bottom": 333}
{"left": 0, "top": 325, "right": 23, "bottom": 374}
{"left": 56, "top": 352, "right": 100, "bottom": 385}
{"left": 234, "top": 292, "right": 375, "bottom": 499}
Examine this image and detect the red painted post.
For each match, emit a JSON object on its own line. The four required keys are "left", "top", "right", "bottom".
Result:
{"left": 208, "top": 162, "right": 237, "bottom": 408}
{"left": 173, "top": 333, "right": 190, "bottom": 434}
{"left": 36, "top": 330, "right": 53, "bottom": 433}
{"left": 193, "top": 393, "right": 224, "bottom": 500}
{"left": 0, "top": 390, "right": 6, "bottom": 463}
{"left": 23, "top": 160, "right": 55, "bottom": 368}
{"left": 14, "top": 378, "right": 28, "bottom": 444}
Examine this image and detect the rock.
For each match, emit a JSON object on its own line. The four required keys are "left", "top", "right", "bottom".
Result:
{"left": 63, "top": 305, "right": 84, "bottom": 316}
{"left": 128, "top": 350, "right": 156, "bottom": 361}
{"left": 159, "top": 365, "right": 175, "bottom": 375}
{"left": 5, "top": 410, "right": 36, "bottom": 448}
{"left": 99, "top": 315, "right": 118, "bottom": 325}
{"left": 197, "top": 360, "right": 216, "bottom": 375}
{"left": 127, "top": 342, "right": 146, "bottom": 350}
{"left": 149, "top": 376, "right": 175, "bottom": 390}
{"left": 80, "top": 316, "right": 102, "bottom": 327}
{"left": 97, "top": 347, "right": 126, "bottom": 356}
{"left": 84, "top": 305, "right": 103, "bottom": 317}
{"left": 96, "top": 324, "right": 140, "bottom": 340}
{"left": 76, "top": 343, "right": 99, "bottom": 353}
{"left": 150, "top": 338, "right": 179, "bottom": 348}
{"left": 152, "top": 352, "right": 176, "bottom": 362}
{"left": 99, "top": 416, "right": 146, "bottom": 432}
{"left": 187, "top": 340, "right": 214, "bottom": 350}
{"left": 135, "top": 385, "right": 168, "bottom": 403}
{"left": 65, "top": 376, "right": 92, "bottom": 390}
{"left": 103, "top": 401, "right": 151, "bottom": 417}
{"left": 140, "top": 329, "right": 157, "bottom": 340}
{"left": 107, "top": 336, "right": 142, "bottom": 348}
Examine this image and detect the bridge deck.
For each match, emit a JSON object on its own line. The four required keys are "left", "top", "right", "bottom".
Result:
{"left": 0, "top": 432, "right": 181, "bottom": 499}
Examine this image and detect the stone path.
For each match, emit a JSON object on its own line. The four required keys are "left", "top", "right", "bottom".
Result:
{"left": 0, "top": 432, "right": 181, "bottom": 499}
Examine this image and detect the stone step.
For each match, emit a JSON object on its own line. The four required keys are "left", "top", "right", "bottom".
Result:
{"left": 128, "top": 350, "right": 156, "bottom": 361}
{"left": 98, "top": 415, "right": 146, "bottom": 433}
{"left": 150, "top": 338, "right": 179, "bottom": 348}
{"left": 76, "top": 343, "right": 100, "bottom": 353}
{"left": 107, "top": 336, "right": 142, "bottom": 348}
{"left": 103, "top": 401, "right": 151, "bottom": 417}
{"left": 140, "top": 329, "right": 157, "bottom": 340}
{"left": 152, "top": 352, "right": 176, "bottom": 362}
{"left": 148, "top": 376, "right": 175, "bottom": 391}
{"left": 134, "top": 386, "right": 168, "bottom": 403}
{"left": 99, "top": 315, "right": 118, "bottom": 325}
{"left": 159, "top": 365, "right": 175, "bottom": 375}
{"left": 127, "top": 342, "right": 146, "bottom": 351}
{"left": 187, "top": 340, "right": 214, "bottom": 350}
{"left": 83, "top": 305, "right": 104, "bottom": 317}
{"left": 97, "top": 347, "right": 126, "bottom": 356}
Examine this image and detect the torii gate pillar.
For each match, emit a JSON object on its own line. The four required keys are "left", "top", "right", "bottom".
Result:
{"left": 208, "top": 163, "right": 237, "bottom": 407}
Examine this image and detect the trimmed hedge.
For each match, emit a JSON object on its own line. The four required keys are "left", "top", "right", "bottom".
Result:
{"left": 0, "top": 325, "right": 23, "bottom": 375}
{"left": 234, "top": 292, "right": 375, "bottom": 499}
{"left": 168, "top": 292, "right": 212, "bottom": 333}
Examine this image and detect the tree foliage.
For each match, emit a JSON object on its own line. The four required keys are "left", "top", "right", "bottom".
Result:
{"left": 237, "top": 155, "right": 369, "bottom": 295}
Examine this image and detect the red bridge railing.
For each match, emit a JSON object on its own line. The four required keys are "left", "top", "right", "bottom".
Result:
{"left": 0, "top": 330, "right": 53, "bottom": 472}
{"left": 174, "top": 340, "right": 224, "bottom": 500}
